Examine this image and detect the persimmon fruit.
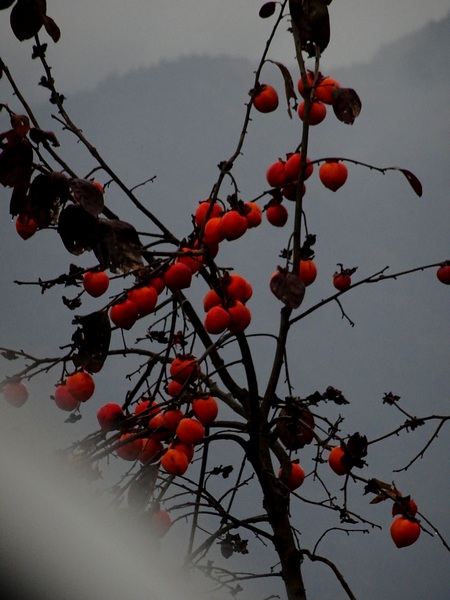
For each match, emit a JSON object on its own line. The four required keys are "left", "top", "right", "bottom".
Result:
{"left": 3, "top": 381, "right": 29, "bottom": 407}
{"left": 82, "top": 271, "right": 109, "bottom": 298}
{"left": 151, "top": 510, "right": 172, "bottom": 537}
{"left": 139, "top": 437, "right": 164, "bottom": 464}
{"left": 227, "top": 300, "right": 252, "bottom": 333}
{"left": 333, "top": 272, "right": 351, "bottom": 291}
{"left": 128, "top": 285, "right": 158, "bottom": 316}
{"left": 298, "top": 100, "right": 327, "bottom": 125}
{"left": 266, "top": 203, "right": 288, "bottom": 227}
{"left": 53, "top": 384, "right": 79, "bottom": 412}
{"left": 164, "top": 262, "right": 192, "bottom": 291}
{"left": 110, "top": 299, "right": 138, "bottom": 330}
{"left": 96, "top": 403, "right": 125, "bottom": 430}
{"left": 315, "top": 76, "right": 341, "bottom": 104}
{"left": 436, "top": 264, "right": 450, "bottom": 284}
{"left": 220, "top": 210, "right": 248, "bottom": 241}
{"left": 253, "top": 84, "right": 279, "bottom": 113}
{"left": 319, "top": 161, "right": 348, "bottom": 191}
{"left": 278, "top": 462, "right": 305, "bottom": 491}
{"left": 299, "top": 260, "right": 317, "bottom": 286}
{"left": 195, "top": 200, "right": 222, "bottom": 227}
{"left": 192, "top": 395, "right": 218, "bottom": 426}
{"left": 65, "top": 371, "right": 95, "bottom": 402}
{"left": 204, "top": 305, "right": 230, "bottom": 335}
{"left": 116, "top": 434, "right": 144, "bottom": 461}
{"left": 15, "top": 213, "right": 38, "bottom": 240}
{"left": 176, "top": 417, "right": 205, "bottom": 445}
{"left": 161, "top": 448, "right": 189, "bottom": 475}
{"left": 170, "top": 356, "right": 200, "bottom": 384}
{"left": 266, "top": 160, "right": 286, "bottom": 188}
{"left": 390, "top": 516, "right": 421, "bottom": 548}
{"left": 328, "top": 446, "right": 350, "bottom": 476}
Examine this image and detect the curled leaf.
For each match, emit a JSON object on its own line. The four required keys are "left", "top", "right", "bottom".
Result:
{"left": 386, "top": 167, "right": 423, "bottom": 197}
{"left": 42, "top": 13, "right": 60, "bottom": 42}
{"left": 29, "top": 172, "right": 70, "bottom": 227}
{"left": 71, "top": 310, "right": 111, "bottom": 373}
{"left": 332, "top": 87, "right": 362, "bottom": 125}
{"left": 267, "top": 60, "right": 297, "bottom": 117}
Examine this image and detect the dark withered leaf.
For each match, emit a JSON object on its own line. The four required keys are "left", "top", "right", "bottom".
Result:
{"left": 259, "top": 2, "right": 276, "bottom": 18}
{"left": 1, "top": 349, "right": 19, "bottom": 360}
{"left": 29, "top": 127, "right": 60, "bottom": 147}
{"left": 71, "top": 310, "right": 111, "bottom": 373}
{"left": 94, "top": 218, "right": 143, "bottom": 274}
{"left": 386, "top": 167, "right": 423, "bottom": 197}
{"left": 269, "top": 60, "right": 297, "bottom": 117}
{"left": 289, "top": 0, "right": 330, "bottom": 54}
{"left": 220, "top": 540, "right": 233, "bottom": 559}
{"left": 332, "top": 87, "right": 361, "bottom": 124}
{"left": 29, "top": 172, "right": 70, "bottom": 227}
{"left": 0, "top": 141, "right": 33, "bottom": 189}
{"left": 70, "top": 178, "right": 104, "bottom": 217}
{"left": 42, "top": 13, "right": 60, "bottom": 42}
{"left": 58, "top": 204, "right": 100, "bottom": 255}
{"left": 270, "top": 269, "right": 305, "bottom": 309}
{"left": 10, "top": 0, "right": 44, "bottom": 41}
{"left": 62, "top": 295, "right": 82, "bottom": 310}
{"left": 0, "top": 0, "right": 16, "bottom": 10}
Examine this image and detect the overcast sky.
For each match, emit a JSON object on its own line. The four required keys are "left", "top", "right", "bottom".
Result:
{"left": 1, "top": 0, "right": 449, "bottom": 97}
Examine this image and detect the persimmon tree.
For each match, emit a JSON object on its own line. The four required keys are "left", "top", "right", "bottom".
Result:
{"left": 1, "top": 2, "right": 449, "bottom": 599}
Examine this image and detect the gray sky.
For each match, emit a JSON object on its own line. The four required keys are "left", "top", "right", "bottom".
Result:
{"left": 1, "top": 0, "right": 449, "bottom": 96}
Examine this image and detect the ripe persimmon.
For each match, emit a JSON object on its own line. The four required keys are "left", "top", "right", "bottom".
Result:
{"left": 333, "top": 271, "right": 351, "bottom": 291}
{"left": 164, "top": 262, "right": 192, "bottom": 291}
{"left": 284, "top": 153, "right": 314, "bottom": 182}
{"left": 436, "top": 264, "right": 450, "bottom": 284}
{"left": 15, "top": 213, "right": 38, "bottom": 240}
{"left": 220, "top": 210, "right": 248, "bottom": 241}
{"left": 82, "top": 270, "right": 109, "bottom": 298}
{"left": 163, "top": 408, "right": 185, "bottom": 432}
{"left": 266, "top": 202, "right": 288, "bottom": 227}
{"left": 204, "top": 305, "right": 230, "bottom": 335}
{"left": 203, "top": 288, "right": 222, "bottom": 312}
{"left": 299, "top": 260, "right": 317, "bottom": 286}
{"left": 243, "top": 202, "right": 262, "bottom": 228}
{"left": 392, "top": 498, "right": 418, "bottom": 518}
{"left": 151, "top": 510, "right": 172, "bottom": 537}
{"left": 319, "top": 161, "right": 348, "bottom": 191}
{"left": 176, "top": 417, "right": 205, "bottom": 445}
{"left": 297, "top": 71, "right": 315, "bottom": 97}
{"left": 266, "top": 160, "right": 286, "bottom": 188}
{"left": 170, "top": 356, "right": 200, "bottom": 384}
{"left": 65, "top": 371, "right": 95, "bottom": 402}
{"left": 252, "top": 84, "right": 279, "bottom": 113}
{"left": 223, "top": 273, "right": 252, "bottom": 303}
{"left": 148, "top": 276, "right": 166, "bottom": 294}
{"left": 195, "top": 200, "right": 222, "bottom": 227}
{"left": 3, "top": 381, "right": 29, "bottom": 407}
{"left": 328, "top": 446, "right": 350, "bottom": 476}
{"left": 169, "top": 440, "right": 195, "bottom": 463}
{"left": 278, "top": 462, "right": 305, "bottom": 491}
{"left": 128, "top": 285, "right": 158, "bottom": 316}
{"left": 227, "top": 300, "right": 252, "bottom": 333}
{"left": 390, "top": 516, "right": 421, "bottom": 548}
{"left": 192, "top": 395, "right": 218, "bottom": 426}
{"left": 96, "top": 403, "right": 125, "bottom": 430}
{"left": 53, "top": 384, "right": 79, "bottom": 412}
{"left": 315, "top": 76, "right": 341, "bottom": 104}
{"left": 116, "top": 434, "right": 144, "bottom": 461}
{"left": 202, "top": 216, "right": 224, "bottom": 245}
{"left": 161, "top": 447, "right": 189, "bottom": 475}
{"left": 298, "top": 100, "right": 327, "bottom": 125}
{"left": 110, "top": 299, "right": 138, "bottom": 330}
{"left": 166, "top": 379, "right": 184, "bottom": 398}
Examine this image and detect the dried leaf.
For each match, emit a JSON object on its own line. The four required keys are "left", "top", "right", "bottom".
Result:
{"left": 11, "top": 114, "right": 30, "bottom": 138}
{"left": 259, "top": 2, "right": 276, "bottom": 19}
{"left": 70, "top": 178, "right": 104, "bottom": 217}
{"left": 269, "top": 60, "right": 297, "bottom": 117}
{"left": 29, "top": 172, "right": 70, "bottom": 227}
{"left": 10, "top": 0, "right": 44, "bottom": 41}
{"left": 386, "top": 167, "right": 423, "bottom": 197}
{"left": 94, "top": 218, "right": 143, "bottom": 274}
{"left": 71, "top": 310, "right": 111, "bottom": 373}
{"left": 58, "top": 204, "right": 100, "bottom": 255}
{"left": 289, "top": 0, "right": 330, "bottom": 54}
{"left": 42, "top": 13, "right": 60, "bottom": 42}
{"left": 29, "top": 127, "right": 60, "bottom": 147}
{"left": 0, "top": 141, "right": 33, "bottom": 188}
{"left": 332, "top": 87, "right": 362, "bottom": 124}
{"left": 270, "top": 269, "right": 305, "bottom": 309}
{"left": 0, "top": 0, "right": 16, "bottom": 10}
